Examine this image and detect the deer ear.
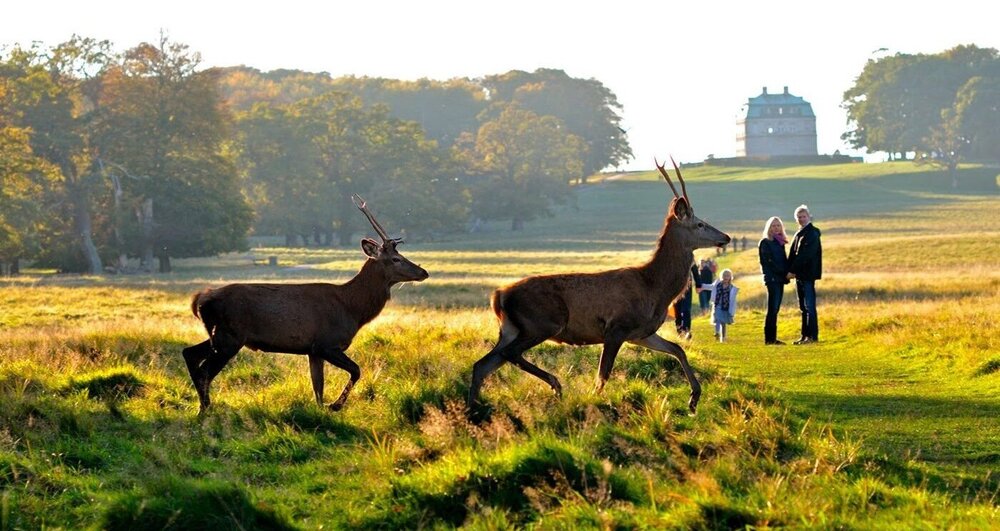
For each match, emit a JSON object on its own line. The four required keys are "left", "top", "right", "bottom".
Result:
{"left": 671, "top": 197, "right": 692, "bottom": 220}
{"left": 360, "top": 238, "right": 382, "bottom": 258}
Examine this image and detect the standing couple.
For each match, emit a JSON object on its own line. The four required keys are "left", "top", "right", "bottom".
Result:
{"left": 758, "top": 205, "right": 822, "bottom": 345}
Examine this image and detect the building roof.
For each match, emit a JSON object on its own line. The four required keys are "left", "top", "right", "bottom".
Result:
{"left": 740, "top": 86, "right": 815, "bottom": 118}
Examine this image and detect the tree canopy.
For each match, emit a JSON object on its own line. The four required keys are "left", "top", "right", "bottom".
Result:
{"left": 843, "top": 44, "right": 1000, "bottom": 168}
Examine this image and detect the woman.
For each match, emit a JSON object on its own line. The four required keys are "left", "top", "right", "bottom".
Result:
{"left": 758, "top": 216, "right": 789, "bottom": 345}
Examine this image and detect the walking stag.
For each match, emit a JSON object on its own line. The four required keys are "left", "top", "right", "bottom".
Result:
{"left": 183, "top": 195, "right": 428, "bottom": 413}
{"left": 468, "top": 157, "right": 730, "bottom": 413}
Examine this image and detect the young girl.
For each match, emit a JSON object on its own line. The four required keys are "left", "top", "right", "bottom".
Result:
{"left": 701, "top": 268, "right": 739, "bottom": 342}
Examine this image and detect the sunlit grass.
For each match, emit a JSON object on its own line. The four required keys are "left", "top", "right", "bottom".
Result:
{"left": 0, "top": 162, "right": 997, "bottom": 528}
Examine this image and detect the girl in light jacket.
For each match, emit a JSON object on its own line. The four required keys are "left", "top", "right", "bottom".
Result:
{"left": 700, "top": 268, "right": 739, "bottom": 342}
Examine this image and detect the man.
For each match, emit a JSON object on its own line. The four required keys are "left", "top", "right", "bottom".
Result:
{"left": 787, "top": 204, "right": 822, "bottom": 344}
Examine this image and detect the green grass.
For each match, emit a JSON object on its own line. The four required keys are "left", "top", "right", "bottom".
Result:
{"left": 0, "top": 161, "right": 998, "bottom": 528}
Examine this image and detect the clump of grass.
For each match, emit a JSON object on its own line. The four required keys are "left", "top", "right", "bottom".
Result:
{"left": 64, "top": 367, "right": 145, "bottom": 404}
{"left": 100, "top": 476, "right": 295, "bottom": 530}
{"left": 975, "top": 358, "right": 1000, "bottom": 376}
{"left": 361, "top": 437, "right": 647, "bottom": 528}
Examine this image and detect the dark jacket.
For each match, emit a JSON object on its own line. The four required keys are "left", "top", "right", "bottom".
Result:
{"left": 758, "top": 237, "right": 788, "bottom": 285}
{"left": 698, "top": 264, "right": 714, "bottom": 285}
{"left": 788, "top": 223, "right": 822, "bottom": 281}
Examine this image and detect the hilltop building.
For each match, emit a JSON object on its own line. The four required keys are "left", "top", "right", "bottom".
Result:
{"left": 736, "top": 86, "right": 817, "bottom": 158}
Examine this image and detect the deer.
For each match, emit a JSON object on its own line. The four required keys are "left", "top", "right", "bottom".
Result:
{"left": 182, "top": 195, "right": 428, "bottom": 414}
{"left": 468, "top": 157, "right": 730, "bottom": 414}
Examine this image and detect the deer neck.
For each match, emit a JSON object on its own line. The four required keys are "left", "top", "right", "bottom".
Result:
{"left": 342, "top": 259, "right": 391, "bottom": 325}
{"left": 642, "top": 218, "right": 695, "bottom": 292}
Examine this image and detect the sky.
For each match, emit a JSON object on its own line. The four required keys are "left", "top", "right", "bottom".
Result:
{"left": 4, "top": 1, "right": 997, "bottom": 171}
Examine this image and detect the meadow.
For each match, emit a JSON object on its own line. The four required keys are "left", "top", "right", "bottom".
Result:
{"left": 0, "top": 161, "right": 997, "bottom": 529}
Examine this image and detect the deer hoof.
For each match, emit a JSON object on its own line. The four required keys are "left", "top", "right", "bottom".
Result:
{"left": 328, "top": 401, "right": 346, "bottom": 412}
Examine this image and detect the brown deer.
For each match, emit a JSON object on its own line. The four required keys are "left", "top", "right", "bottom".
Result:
{"left": 183, "top": 195, "right": 428, "bottom": 413}
{"left": 468, "top": 158, "right": 730, "bottom": 413}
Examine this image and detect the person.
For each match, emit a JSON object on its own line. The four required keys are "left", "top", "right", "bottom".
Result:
{"left": 700, "top": 269, "right": 739, "bottom": 342}
{"left": 672, "top": 262, "right": 701, "bottom": 339}
{"left": 787, "top": 204, "right": 822, "bottom": 344}
{"left": 758, "top": 216, "right": 790, "bottom": 345}
{"left": 697, "top": 259, "right": 714, "bottom": 313}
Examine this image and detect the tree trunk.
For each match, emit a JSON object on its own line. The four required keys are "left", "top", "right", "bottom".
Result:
{"left": 138, "top": 198, "right": 155, "bottom": 272}
{"left": 158, "top": 252, "right": 171, "bottom": 273}
{"left": 73, "top": 190, "right": 103, "bottom": 275}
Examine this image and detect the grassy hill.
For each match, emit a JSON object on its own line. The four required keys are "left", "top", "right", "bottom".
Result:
{"left": 0, "top": 161, "right": 997, "bottom": 528}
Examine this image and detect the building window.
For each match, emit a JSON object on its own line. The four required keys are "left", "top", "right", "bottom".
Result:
{"left": 778, "top": 107, "right": 784, "bottom": 115}
{"left": 767, "top": 127, "right": 774, "bottom": 134}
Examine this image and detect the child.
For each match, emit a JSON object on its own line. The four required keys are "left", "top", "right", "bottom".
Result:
{"left": 701, "top": 269, "right": 739, "bottom": 342}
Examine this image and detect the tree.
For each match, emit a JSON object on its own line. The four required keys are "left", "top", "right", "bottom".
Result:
{"left": 843, "top": 45, "right": 1000, "bottom": 162}
{"left": 0, "top": 124, "right": 53, "bottom": 274}
{"left": 951, "top": 75, "right": 1000, "bottom": 161}
{"left": 482, "top": 69, "right": 632, "bottom": 178}
{"left": 459, "top": 103, "right": 585, "bottom": 230}
{"left": 0, "top": 37, "right": 115, "bottom": 273}
{"left": 94, "top": 34, "right": 252, "bottom": 272}
{"left": 236, "top": 91, "right": 468, "bottom": 246}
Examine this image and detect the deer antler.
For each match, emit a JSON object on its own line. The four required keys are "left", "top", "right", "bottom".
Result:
{"left": 669, "top": 156, "right": 690, "bottom": 206}
{"left": 352, "top": 194, "right": 400, "bottom": 244}
{"left": 654, "top": 157, "right": 681, "bottom": 198}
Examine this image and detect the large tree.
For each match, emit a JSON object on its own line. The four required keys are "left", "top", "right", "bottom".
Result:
{"left": 843, "top": 44, "right": 1000, "bottom": 163}
{"left": 0, "top": 123, "right": 52, "bottom": 274}
{"left": 458, "top": 103, "right": 585, "bottom": 230}
{"left": 482, "top": 68, "right": 632, "bottom": 178}
{"left": 237, "top": 91, "right": 468, "bottom": 246}
{"left": 94, "top": 34, "right": 251, "bottom": 272}
{"left": 0, "top": 37, "right": 116, "bottom": 273}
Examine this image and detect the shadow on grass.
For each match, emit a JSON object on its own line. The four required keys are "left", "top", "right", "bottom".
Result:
{"left": 101, "top": 475, "right": 295, "bottom": 530}
{"left": 787, "top": 390, "right": 1000, "bottom": 472}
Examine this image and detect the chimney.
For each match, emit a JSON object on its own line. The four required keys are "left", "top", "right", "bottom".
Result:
{"left": 762, "top": 86, "right": 768, "bottom": 95}
{"left": 783, "top": 86, "right": 789, "bottom": 95}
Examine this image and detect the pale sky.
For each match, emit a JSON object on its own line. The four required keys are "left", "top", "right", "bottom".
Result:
{"left": 4, "top": 1, "right": 997, "bottom": 170}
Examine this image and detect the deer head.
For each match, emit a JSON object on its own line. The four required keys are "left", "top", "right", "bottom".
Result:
{"left": 655, "top": 157, "right": 730, "bottom": 249}
{"left": 353, "top": 194, "right": 429, "bottom": 282}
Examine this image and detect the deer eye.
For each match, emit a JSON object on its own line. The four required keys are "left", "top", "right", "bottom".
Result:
{"left": 391, "top": 257, "right": 402, "bottom": 263}
{"left": 697, "top": 222, "right": 705, "bottom": 228}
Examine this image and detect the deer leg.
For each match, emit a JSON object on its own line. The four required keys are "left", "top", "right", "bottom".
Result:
{"left": 308, "top": 353, "right": 325, "bottom": 406}
{"left": 182, "top": 340, "right": 213, "bottom": 410}
{"left": 595, "top": 336, "right": 626, "bottom": 394}
{"left": 507, "top": 354, "right": 562, "bottom": 397}
{"left": 630, "top": 333, "right": 702, "bottom": 414}
{"left": 193, "top": 335, "right": 241, "bottom": 413}
{"left": 469, "top": 347, "right": 508, "bottom": 407}
{"left": 311, "top": 348, "right": 360, "bottom": 411}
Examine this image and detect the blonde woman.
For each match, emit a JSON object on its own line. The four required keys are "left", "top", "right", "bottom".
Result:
{"left": 758, "top": 216, "right": 789, "bottom": 345}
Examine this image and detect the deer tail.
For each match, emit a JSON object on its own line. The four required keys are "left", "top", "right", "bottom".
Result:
{"left": 489, "top": 289, "right": 507, "bottom": 322}
{"left": 191, "top": 290, "right": 207, "bottom": 319}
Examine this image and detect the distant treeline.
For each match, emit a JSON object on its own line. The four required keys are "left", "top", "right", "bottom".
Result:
{"left": 843, "top": 44, "right": 1000, "bottom": 169}
{"left": 0, "top": 35, "right": 631, "bottom": 273}
{"left": 2, "top": 36, "right": 996, "bottom": 275}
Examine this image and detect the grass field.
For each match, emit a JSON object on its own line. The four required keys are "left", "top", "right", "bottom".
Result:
{"left": 1, "top": 161, "right": 997, "bottom": 529}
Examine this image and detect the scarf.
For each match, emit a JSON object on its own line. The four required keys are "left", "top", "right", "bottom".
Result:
{"left": 773, "top": 232, "right": 788, "bottom": 246}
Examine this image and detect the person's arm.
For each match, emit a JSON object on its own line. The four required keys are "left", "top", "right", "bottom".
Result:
{"left": 758, "top": 239, "right": 774, "bottom": 277}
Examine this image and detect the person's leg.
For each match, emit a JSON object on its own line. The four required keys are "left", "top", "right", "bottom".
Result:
{"left": 764, "top": 282, "right": 781, "bottom": 343}
{"left": 801, "top": 280, "right": 818, "bottom": 340}
{"left": 796, "top": 280, "right": 808, "bottom": 341}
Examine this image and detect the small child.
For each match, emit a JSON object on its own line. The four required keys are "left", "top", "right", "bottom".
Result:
{"left": 701, "top": 269, "right": 739, "bottom": 342}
